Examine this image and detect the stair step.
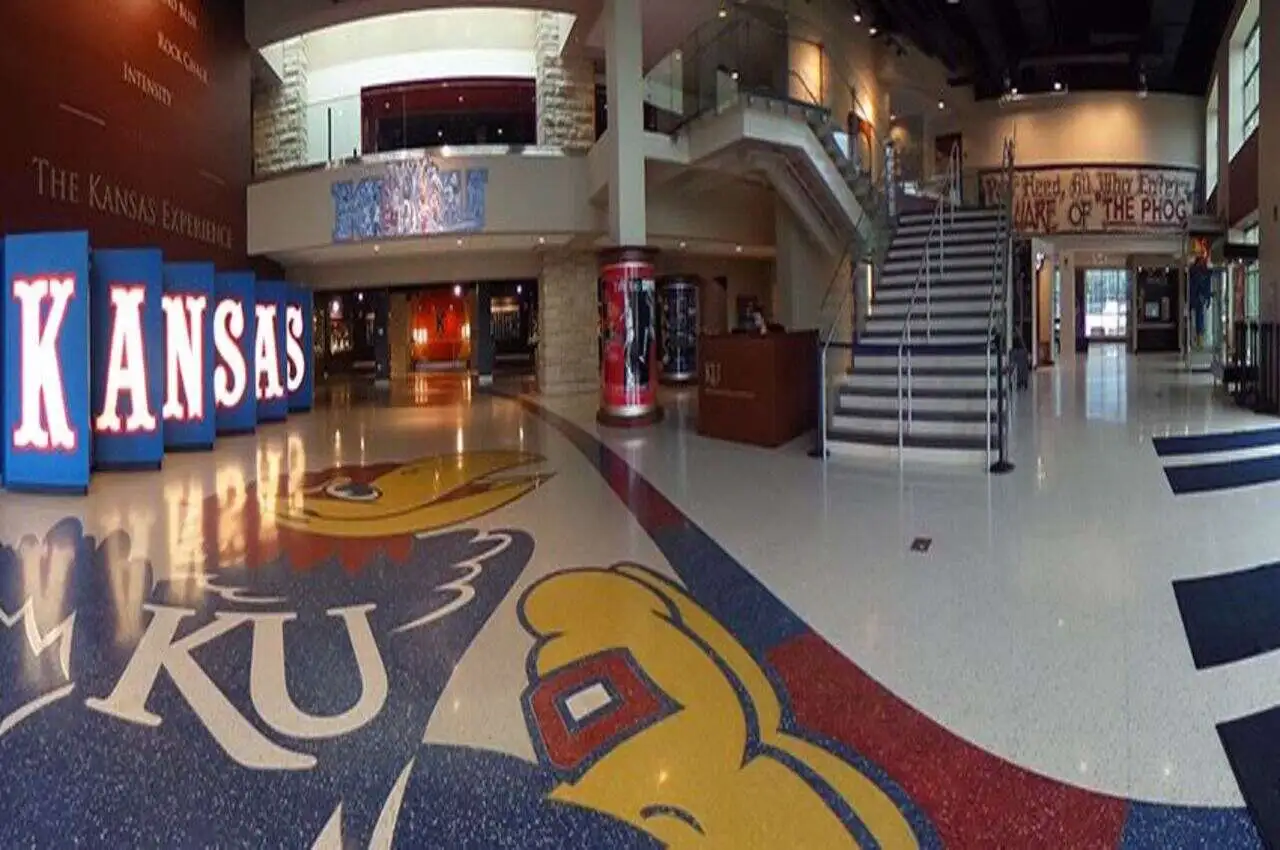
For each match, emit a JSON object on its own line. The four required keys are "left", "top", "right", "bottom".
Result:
{"left": 872, "top": 301, "right": 990, "bottom": 317}
{"left": 861, "top": 333, "right": 990, "bottom": 346}
{"left": 832, "top": 413, "right": 992, "bottom": 440}
{"left": 836, "top": 387, "right": 997, "bottom": 414}
{"left": 899, "top": 208, "right": 1002, "bottom": 225}
{"left": 881, "top": 268, "right": 995, "bottom": 286}
{"left": 826, "top": 429, "right": 996, "bottom": 462}
{"left": 888, "top": 241, "right": 993, "bottom": 258}
{"left": 883, "top": 255, "right": 993, "bottom": 274}
{"left": 896, "top": 221, "right": 1001, "bottom": 238}
{"left": 853, "top": 353, "right": 991, "bottom": 371}
{"left": 838, "top": 406, "right": 999, "bottom": 423}
{"left": 876, "top": 287, "right": 996, "bottom": 303}
{"left": 853, "top": 342, "right": 988, "bottom": 356}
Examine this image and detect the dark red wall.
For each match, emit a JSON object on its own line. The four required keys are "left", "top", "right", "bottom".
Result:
{"left": 1228, "top": 130, "right": 1259, "bottom": 226}
{"left": 0, "top": 0, "right": 251, "bottom": 267}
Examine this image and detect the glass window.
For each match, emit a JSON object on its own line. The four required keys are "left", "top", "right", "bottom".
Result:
{"left": 1244, "top": 224, "right": 1260, "bottom": 320}
{"left": 1244, "top": 22, "right": 1261, "bottom": 139}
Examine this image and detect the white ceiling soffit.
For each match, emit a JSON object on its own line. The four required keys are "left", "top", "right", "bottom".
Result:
{"left": 248, "top": 0, "right": 598, "bottom": 50}
{"left": 250, "top": 0, "right": 723, "bottom": 69}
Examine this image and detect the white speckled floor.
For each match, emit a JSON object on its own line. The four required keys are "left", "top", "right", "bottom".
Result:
{"left": 0, "top": 359, "right": 1270, "bottom": 847}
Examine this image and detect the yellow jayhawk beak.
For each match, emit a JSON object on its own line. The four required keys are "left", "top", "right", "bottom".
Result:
{"left": 520, "top": 565, "right": 919, "bottom": 849}
{"left": 274, "top": 451, "right": 550, "bottom": 538}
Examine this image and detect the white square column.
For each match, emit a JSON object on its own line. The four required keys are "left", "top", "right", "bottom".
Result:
{"left": 603, "top": 0, "right": 647, "bottom": 247}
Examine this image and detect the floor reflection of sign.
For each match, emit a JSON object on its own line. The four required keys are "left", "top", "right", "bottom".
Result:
{"left": 980, "top": 165, "right": 1199, "bottom": 235}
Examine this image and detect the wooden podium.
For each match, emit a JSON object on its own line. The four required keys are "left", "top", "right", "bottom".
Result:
{"left": 697, "top": 331, "right": 818, "bottom": 447}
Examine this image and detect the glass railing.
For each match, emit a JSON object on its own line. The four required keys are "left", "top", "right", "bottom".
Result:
{"left": 255, "top": 87, "right": 543, "bottom": 178}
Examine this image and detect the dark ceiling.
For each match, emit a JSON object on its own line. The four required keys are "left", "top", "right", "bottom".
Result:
{"left": 861, "top": 0, "right": 1236, "bottom": 100}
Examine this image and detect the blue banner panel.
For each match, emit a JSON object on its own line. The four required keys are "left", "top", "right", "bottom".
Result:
{"left": 285, "top": 284, "right": 315, "bottom": 412}
{"left": 162, "top": 262, "right": 217, "bottom": 450}
{"left": 90, "top": 249, "right": 165, "bottom": 470}
{"left": 1, "top": 231, "right": 92, "bottom": 492}
{"left": 213, "top": 272, "right": 257, "bottom": 434}
{"left": 254, "top": 280, "right": 290, "bottom": 422}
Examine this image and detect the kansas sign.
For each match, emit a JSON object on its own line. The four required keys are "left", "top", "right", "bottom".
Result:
{"left": 1, "top": 231, "right": 314, "bottom": 492}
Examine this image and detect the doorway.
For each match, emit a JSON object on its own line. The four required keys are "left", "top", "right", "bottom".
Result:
{"left": 1081, "top": 268, "right": 1131, "bottom": 344}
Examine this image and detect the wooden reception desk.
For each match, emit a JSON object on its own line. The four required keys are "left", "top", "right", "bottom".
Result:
{"left": 697, "top": 331, "right": 818, "bottom": 447}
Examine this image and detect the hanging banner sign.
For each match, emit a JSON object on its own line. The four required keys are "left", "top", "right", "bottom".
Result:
{"left": 979, "top": 165, "right": 1199, "bottom": 235}
{"left": 90, "top": 248, "right": 164, "bottom": 470}
{"left": 1, "top": 231, "right": 92, "bottom": 492}
{"left": 599, "top": 256, "right": 658, "bottom": 420}
{"left": 213, "top": 271, "right": 257, "bottom": 434}
{"left": 254, "top": 280, "right": 289, "bottom": 423}
{"left": 162, "top": 262, "right": 216, "bottom": 451}
{"left": 285, "top": 284, "right": 314, "bottom": 412}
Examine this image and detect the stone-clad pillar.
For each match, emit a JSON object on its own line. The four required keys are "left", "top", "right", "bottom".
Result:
{"left": 537, "top": 251, "right": 599, "bottom": 396}
{"left": 251, "top": 37, "right": 308, "bottom": 176}
{"left": 534, "top": 12, "right": 596, "bottom": 150}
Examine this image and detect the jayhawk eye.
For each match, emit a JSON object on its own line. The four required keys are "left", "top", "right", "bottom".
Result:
{"left": 324, "top": 480, "right": 382, "bottom": 502}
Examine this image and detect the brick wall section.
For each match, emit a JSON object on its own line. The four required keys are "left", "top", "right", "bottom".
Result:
{"left": 534, "top": 12, "right": 596, "bottom": 150}
{"left": 537, "top": 250, "right": 599, "bottom": 395}
{"left": 252, "top": 38, "right": 308, "bottom": 177}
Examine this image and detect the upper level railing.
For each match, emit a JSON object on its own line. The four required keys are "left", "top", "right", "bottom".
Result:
{"left": 642, "top": 10, "right": 890, "bottom": 181}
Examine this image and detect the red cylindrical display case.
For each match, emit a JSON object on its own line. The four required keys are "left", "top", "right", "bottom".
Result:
{"left": 598, "top": 247, "right": 662, "bottom": 427}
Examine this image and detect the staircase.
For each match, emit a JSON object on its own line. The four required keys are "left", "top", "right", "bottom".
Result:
{"left": 826, "top": 206, "right": 1010, "bottom": 464}
{"left": 803, "top": 110, "right": 893, "bottom": 260}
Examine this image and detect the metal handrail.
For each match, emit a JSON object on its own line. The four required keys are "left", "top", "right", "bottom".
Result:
{"left": 895, "top": 143, "right": 960, "bottom": 455}
{"left": 984, "top": 137, "right": 1016, "bottom": 467}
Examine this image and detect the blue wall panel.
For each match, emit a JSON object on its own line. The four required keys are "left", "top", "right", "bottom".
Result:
{"left": 286, "top": 284, "right": 314, "bottom": 412}
{"left": 1, "top": 231, "right": 92, "bottom": 492}
{"left": 254, "top": 280, "right": 290, "bottom": 422}
{"left": 213, "top": 271, "right": 257, "bottom": 434}
{"left": 90, "top": 249, "right": 164, "bottom": 470}
{"left": 162, "top": 262, "right": 217, "bottom": 450}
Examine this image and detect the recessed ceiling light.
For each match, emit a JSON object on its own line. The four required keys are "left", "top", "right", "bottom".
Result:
{"left": 1053, "top": 80, "right": 1063, "bottom": 91}
{"left": 735, "top": 244, "right": 743, "bottom": 253}
{"left": 456, "top": 238, "right": 463, "bottom": 246}
{"left": 731, "top": 69, "right": 740, "bottom": 81}
{"left": 679, "top": 241, "right": 688, "bottom": 249}
{"left": 373, "top": 244, "right": 380, "bottom": 253}
{"left": 453, "top": 284, "right": 462, "bottom": 296}
{"left": 537, "top": 236, "right": 546, "bottom": 244}
{"left": 937, "top": 99, "right": 946, "bottom": 110}
{"left": 868, "top": 26, "right": 878, "bottom": 36}
{"left": 889, "top": 113, "right": 897, "bottom": 121}
{"left": 1010, "top": 86, "right": 1018, "bottom": 95}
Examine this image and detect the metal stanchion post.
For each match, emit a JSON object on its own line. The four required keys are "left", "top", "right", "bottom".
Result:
{"left": 989, "top": 330, "right": 1015, "bottom": 474}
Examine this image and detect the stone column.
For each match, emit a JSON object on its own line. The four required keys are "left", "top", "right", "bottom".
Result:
{"left": 252, "top": 37, "right": 309, "bottom": 177}
{"left": 388, "top": 293, "right": 410, "bottom": 378}
{"left": 537, "top": 251, "right": 600, "bottom": 396}
{"left": 534, "top": 12, "right": 596, "bottom": 149}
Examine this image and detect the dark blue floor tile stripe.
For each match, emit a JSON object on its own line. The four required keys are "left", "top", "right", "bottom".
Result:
{"left": 1164, "top": 455, "right": 1280, "bottom": 495}
{"left": 1218, "top": 707, "right": 1280, "bottom": 850}
{"left": 1120, "top": 801, "right": 1262, "bottom": 849}
{"left": 1173, "top": 561, "right": 1280, "bottom": 670}
{"left": 1154, "top": 427, "right": 1280, "bottom": 457}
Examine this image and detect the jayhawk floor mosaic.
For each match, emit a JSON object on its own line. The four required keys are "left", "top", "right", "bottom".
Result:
{"left": 0, "top": 398, "right": 1265, "bottom": 847}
